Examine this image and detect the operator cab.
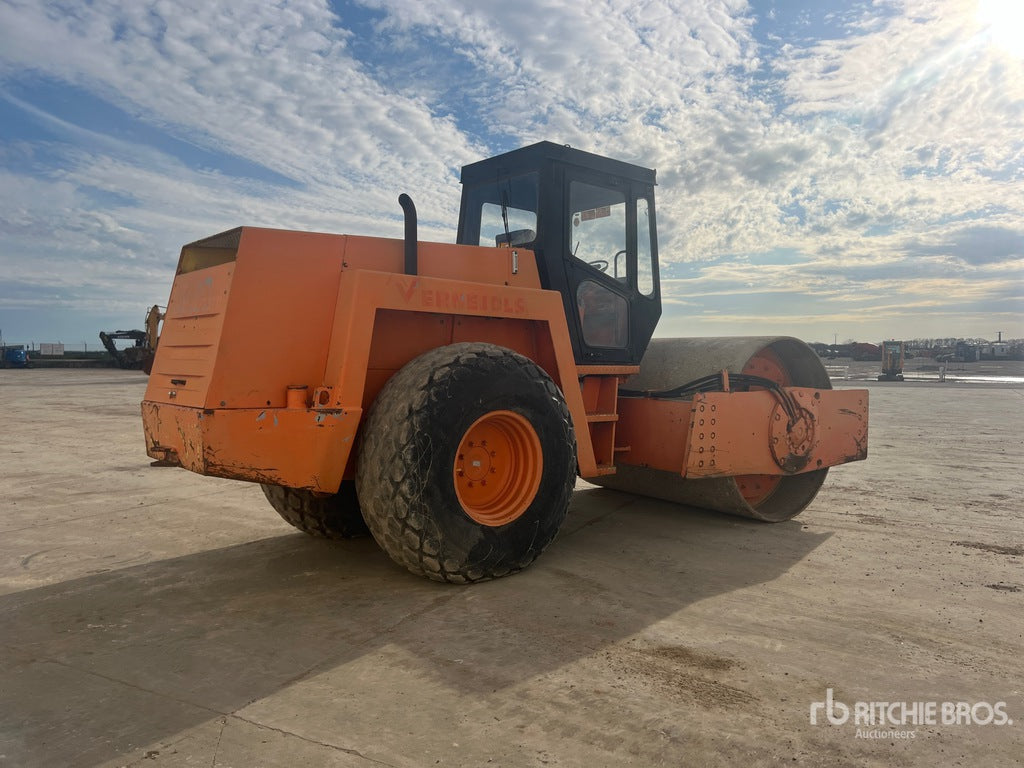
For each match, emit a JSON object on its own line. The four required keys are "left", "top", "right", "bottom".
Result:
{"left": 457, "top": 141, "right": 661, "bottom": 365}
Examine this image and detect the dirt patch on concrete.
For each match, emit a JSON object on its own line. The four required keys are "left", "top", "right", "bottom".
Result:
{"left": 647, "top": 644, "right": 740, "bottom": 672}
{"left": 953, "top": 541, "right": 1024, "bottom": 557}
{"left": 606, "top": 644, "right": 756, "bottom": 709}
{"left": 985, "top": 583, "right": 1021, "bottom": 593}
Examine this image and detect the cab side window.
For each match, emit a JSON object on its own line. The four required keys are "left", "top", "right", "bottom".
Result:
{"left": 577, "top": 280, "right": 628, "bottom": 348}
{"left": 637, "top": 196, "right": 655, "bottom": 296}
{"left": 569, "top": 182, "right": 627, "bottom": 278}
{"left": 570, "top": 181, "right": 629, "bottom": 347}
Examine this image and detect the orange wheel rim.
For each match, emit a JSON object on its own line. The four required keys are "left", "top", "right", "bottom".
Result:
{"left": 454, "top": 410, "right": 543, "bottom": 526}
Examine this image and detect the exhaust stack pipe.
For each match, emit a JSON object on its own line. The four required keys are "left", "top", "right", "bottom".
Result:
{"left": 399, "top": 193, "right": 417, "bottom": 276}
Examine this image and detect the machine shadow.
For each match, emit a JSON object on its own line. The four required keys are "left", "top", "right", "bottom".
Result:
{"left": 0, "top": 487, "right": 830, "bottom": 767}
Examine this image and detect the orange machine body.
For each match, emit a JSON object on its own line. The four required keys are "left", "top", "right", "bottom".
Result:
{"left": 142, "top": 227, "right": 866, "bottom": 494}
{"left": 142, "top": 227, "right": 636, "bottom": 491}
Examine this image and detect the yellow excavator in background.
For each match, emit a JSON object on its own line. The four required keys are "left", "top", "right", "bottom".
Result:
{"left": 99, "top": 305, "right": 164, "bottom": 373}
{"left": 877, "top": 340, "right": 905, "bottom": 381}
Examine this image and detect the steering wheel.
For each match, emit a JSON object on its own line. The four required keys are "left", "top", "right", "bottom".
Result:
{"left": 588, "top": 259, "right": 609, "bottom": 273}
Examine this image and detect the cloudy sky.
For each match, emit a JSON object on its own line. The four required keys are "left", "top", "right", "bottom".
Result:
{"left": 1, "top": 0, "right": 1021, "bottom": 346}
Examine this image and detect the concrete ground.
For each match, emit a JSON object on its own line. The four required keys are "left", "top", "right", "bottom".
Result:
{"left": 1, "top": 369, "right": 1021, "bottom": 767}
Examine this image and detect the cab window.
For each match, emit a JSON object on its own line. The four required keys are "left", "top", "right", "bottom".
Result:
{"left": 570, "top": 181, "right": 630, "bottom": 347}
{"left": 569, "top": 181, "right": 627, "bottom": 279}
{"left": 480, "top": 202, "right": 535, "bottom": 247}
{"left": 637, "top": 196, "right": 655, "bottom": 296}
{"left": 577, "top": 280, "right": 629, "bottom": 348}
{"left": 461, "top": 172, "right": 538, "bottom": 247}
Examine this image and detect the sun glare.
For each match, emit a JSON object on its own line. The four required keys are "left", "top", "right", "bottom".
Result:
{"left": 976, "top": 0, "right": 1024, "bottom": 58}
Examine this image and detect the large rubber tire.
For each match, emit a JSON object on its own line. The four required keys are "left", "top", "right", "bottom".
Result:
{"left": 261, "top": 482, "right": 369, "bottom": 539}
{"left": 356, "top": 343, "right": 576, "bottom": 583}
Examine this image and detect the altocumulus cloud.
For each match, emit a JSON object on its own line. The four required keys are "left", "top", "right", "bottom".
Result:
{"left": 0, "top": 0, "right": 1021, "bottom": 342}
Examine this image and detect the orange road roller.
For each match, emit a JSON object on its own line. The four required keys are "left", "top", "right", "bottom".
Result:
{"left": 142, "top": 142, "right": 868, "bottom": 582}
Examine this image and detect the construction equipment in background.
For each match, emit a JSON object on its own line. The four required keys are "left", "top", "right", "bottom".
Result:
{"left": 100, "top": 305, "right": 164, "bottom": 373}
{"left": 878, "top": 340, "right": 905, "bottom": 381}
{"left": 1, "top": 344, "right": 30, "bottom": 368}
{"left": 850, "top": 342, "right": 881, "bottom": 361}
{"left": 141, "top": 142, "right": 869, "bottom": 583}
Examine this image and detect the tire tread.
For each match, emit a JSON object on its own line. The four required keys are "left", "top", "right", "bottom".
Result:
{"left": 261, "top": 483, "right": 368, "bottom": 539}
{"left": 357, "top": 343, "right": 575, "bottom": 582}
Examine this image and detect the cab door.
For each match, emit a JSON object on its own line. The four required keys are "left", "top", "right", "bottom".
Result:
{"left": 562, "top": 173, "right": 660, "bottom": 364}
